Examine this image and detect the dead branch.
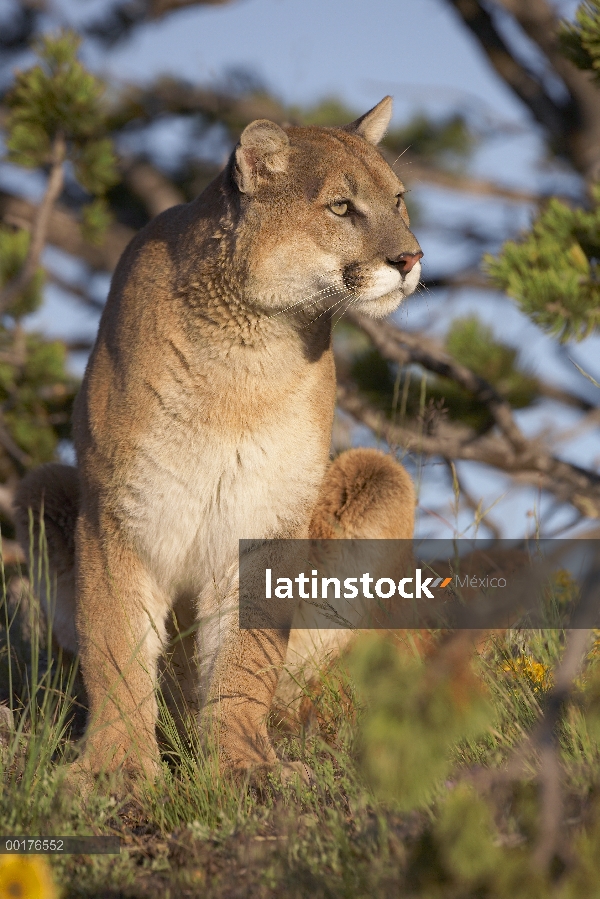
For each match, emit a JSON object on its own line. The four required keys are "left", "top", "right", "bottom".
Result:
{"left": 44, "top": 272, "right": 105, "bottom": 312}
{"left": 444, "top": 459, "right": 503, "bottom": 538}
{"left": 448, "top": 0, "right": 600, "bottom": 181}
{"left": 349, "top": 310, "right": 599, "bottom": 418}
{"left": 389, "top": 151, "right": 558, "bottom": 203}
{"left": 536, "top": 383, "right": 597, "bottom": 412}
{"left": 499, "top": 0, "right": 600, "bottom": 184}
{"left": 532, "top": 614, "right": 595, "bottom": 869}
{"left": 64, "top": 339, "right": 95, "bottom": 352}
{"left": 336, "top": 380, "right": 600, "bottom": 519}
{"left": 0, "top": 417, "right": 30, "bottom": 471}
{"left": 86, "top": 0, "right": 233, "bottom": 44}
{"left": 0, "top": 482, "right": 17, "bottom": 521}
{"left": 105, "top": 78, "right": 286, "bottom": 135}
{"left": 422, "top": 271, "right": 493, "bottom": 291}
{"left": 348, "top": 311, "right": 527, "bottom": 449}
{"left": 0, "top": 133, "right": 66, "bottom": 315}
{"left": 122, "top": 160, "right": 186, "bottom": 217}
{"left": 0, "top": 538, "right": 25, "bottom": 565}
{"left": 0, "top": 0, "right": 44, "bottom": 53}
{"left": 0, "top": 191, "right": 134, "bottom": 273}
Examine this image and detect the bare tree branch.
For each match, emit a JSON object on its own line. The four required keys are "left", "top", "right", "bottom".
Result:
{"left": 44, "top": 272, "right": 105, "bottom": 312}
{"left": 444, "top": 459, "right": 503, "bottom": 538}
{"left": 0, "top": 133, "right": 66, "bottom": 315}
{"left": 106, "top": 77, "right": 286, "bottom": 134}
{"left": 86, "top": 0, "right": 233, "bottom": 44}
{"left": 0, "top": 0, "right": 44, "bottom": 53}
{"left": 390, "top": 152, "right": 557, "bottom": 203}
{"left": 499, "top": 0, "right": 600, "bottom": 183}
{"left": 348, "top": 310, "right": 527, "bottom": 449}
{"left": 532, "top": 607, "right": 596, "bottom": 869}
{"left": 422, "top": 271, "right": 495, "bottom": 291}
{"left": 122, "top": 160, "right": 186, "bottom": 217}
{"left": 336, "top": 380, "right": 600, "bottom": 518}
{"left": 536, "top": 382, "right": 597, "bottom": 412}
{"left": 349, "top": 310, "right": 599, "bottom": 417}
{"left": 448, "top": 0, "right": 600, "bottom": 180}
{"left": 0, "top": 417, "right": 30, "bottom": 471}
{"left": 447, "top": 0, "right": 571, "bottom": 136}
{"left": 0, "top": 538, "right": 25, "bottom": 565}
{"left": 0, "top": 191, "right": 134, "bottom": 273}
{"left": 64, "top": 338, "right": 95, "bottom": 352}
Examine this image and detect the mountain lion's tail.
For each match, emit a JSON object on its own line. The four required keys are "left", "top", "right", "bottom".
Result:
{"left": 14, "top": 463, "right": 80, "bottom": 654}
{"left": 277, "top": 448, "right": 415, "bottom": 711}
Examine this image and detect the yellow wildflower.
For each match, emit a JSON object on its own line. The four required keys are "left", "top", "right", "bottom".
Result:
{"left": 0, "top": 855, "right": 58, "bottom": 899}
{"left": 502, "top": 655, "right": 552, "bottom": 690}
{"left": 587, "top": 630, "right": 600, "bottom": 660}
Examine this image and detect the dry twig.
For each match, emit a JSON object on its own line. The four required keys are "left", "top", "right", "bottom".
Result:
{"left": 0, "top": 133, "right": 66, "bottom": 315}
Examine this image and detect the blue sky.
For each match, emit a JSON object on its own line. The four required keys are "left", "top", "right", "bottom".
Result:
{"left": 100, "top": 0, "right": 523, "bottom": 119}
{"left": 5, "top": 0, "right": 597, "bottom": 537}
{"left": 61, "top": 0, "right": 521, "bottom": 114}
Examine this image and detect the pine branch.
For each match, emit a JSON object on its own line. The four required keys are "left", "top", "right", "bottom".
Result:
{"left": 0, "top": 132, "right": 66, "bottom": 315}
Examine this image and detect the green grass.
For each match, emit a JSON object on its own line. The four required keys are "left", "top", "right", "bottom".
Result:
{"left": 2, "top": 546, "right": 600, "bottom": 897}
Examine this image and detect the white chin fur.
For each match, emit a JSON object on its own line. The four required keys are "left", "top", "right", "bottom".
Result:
{"left": 355, "top": 261, "right": 421, "bottom": 318}
{"left": 360, "top": 266, "right": 401, "bottom": 302}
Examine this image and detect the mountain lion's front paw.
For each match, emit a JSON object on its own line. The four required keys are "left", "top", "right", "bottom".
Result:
{"left": 61, "top": 745, "right": 161, "bottom": 801}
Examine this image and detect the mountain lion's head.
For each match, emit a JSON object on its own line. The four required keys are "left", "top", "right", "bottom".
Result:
{"left": 228, "top": 96, "right": 423, "bottom": 320}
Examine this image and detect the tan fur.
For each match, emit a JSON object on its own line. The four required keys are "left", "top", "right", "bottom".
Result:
{"left": 14, "top": 98, "right": 420, "bottom": 783}
{"left": 276, "top": 449, "right": 415, "bottom": 713}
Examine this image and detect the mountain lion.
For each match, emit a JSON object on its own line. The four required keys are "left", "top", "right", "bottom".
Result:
{"left": 15, "top": 96, "right": 421, "bottom": 786}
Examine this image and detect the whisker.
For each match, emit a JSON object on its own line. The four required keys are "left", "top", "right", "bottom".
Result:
{"left": 302, "top": 287, "right": 352, "bottom": 329}
{"left": 266, "top": 283, "right": 344, "bottom": 319}
{"left": 391, "top": 145, "right": 411, "bottom": 167}
{"left": 333, "top": 292, "right": 363, "bottom": 328}
{"left": 331, "top": 290, "right": 359, "bottom": 329}
{"left": 267, "top": 287, "right": 331, "bottom": 318}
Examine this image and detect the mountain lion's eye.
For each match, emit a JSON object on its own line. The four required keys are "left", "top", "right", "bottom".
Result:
{"left": 329, "top": 201, "right": 349, "bottom": 216}
{"left": 395, "top": 193, "right": 405, "bottom": 207}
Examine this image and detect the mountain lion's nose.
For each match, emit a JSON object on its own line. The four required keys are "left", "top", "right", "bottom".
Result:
{"left": 387, "top": 251, "right": 423, "bottom": 274}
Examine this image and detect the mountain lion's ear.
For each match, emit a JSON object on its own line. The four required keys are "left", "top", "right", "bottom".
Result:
{"left": 233, "top": 120, "right": 290, "bottom": 194}
{"left": 345, "top": 96, "right": 393, "bottom": 145}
